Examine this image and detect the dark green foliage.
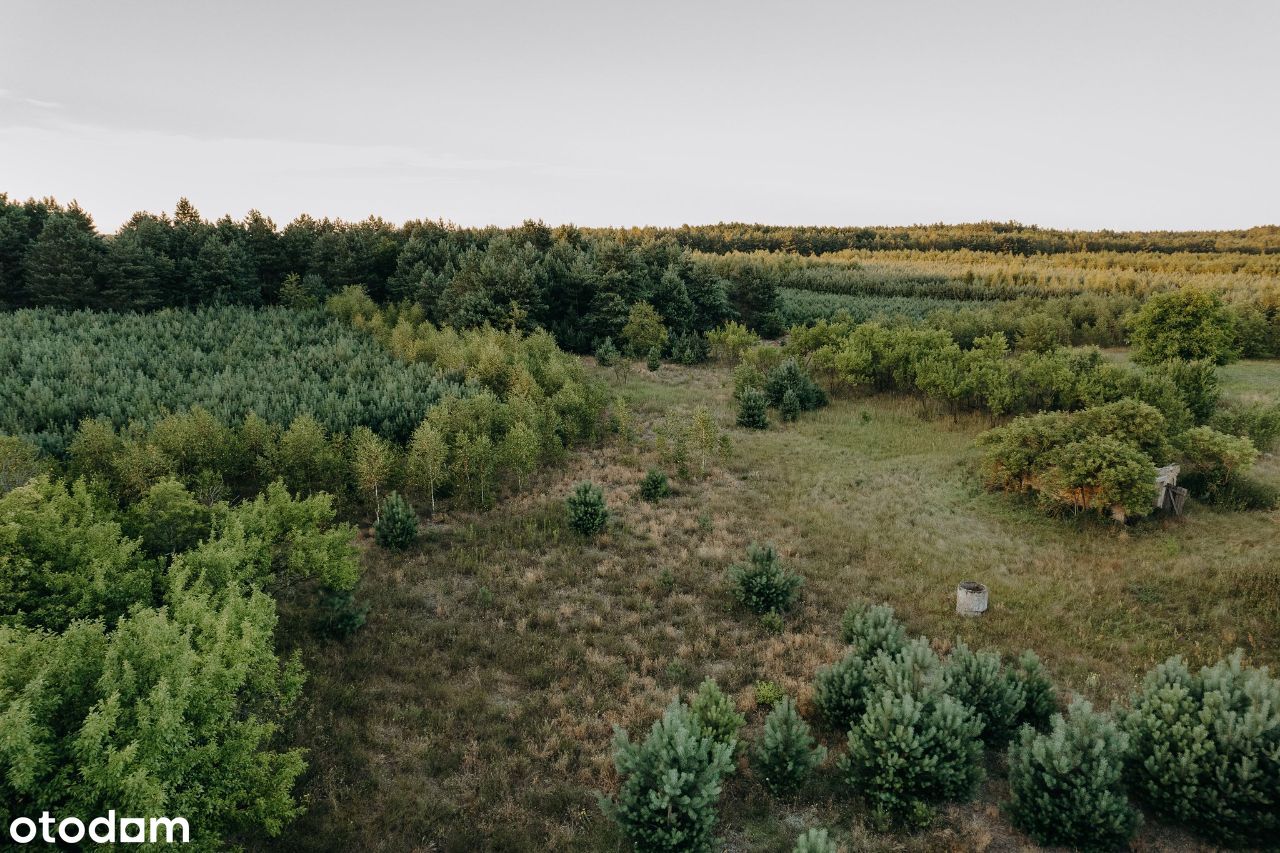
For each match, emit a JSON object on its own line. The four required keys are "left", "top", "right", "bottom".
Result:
{"left": 0, "top": 307, "right": 456, "bottom": 455}
{"left": 606, "top": 700, "right": 735, "bottom": 853}
{"left": 669, "top": 330, "right": 709, "bottom": 364}
{"left": 1146, "top": 359, "right": 1220, "bottom": 423}
{"left": 728, "top": 543, "right": 802, "bottom": 615}
{"left": 1006, "top": 699, "right": 1139, "bottom": 852}
{"left": 22, "top": 209, "right": 102, "bottom": 308}
{"left": 123, "top": 478, "right": 212, "bottom": 557}
{"left": 374, "top": 491, "right": 418, "bottom": 549}
{"left": 839, "top": 657, "right": 984, "bottom": 827}
{"left": 317, "top": 587, "right": 368, "bottom": 639}
{"left": 813, "top": 650, "right": 874, "bottom": 731}
{"left": 1120, "top": 652, "right": 1280, "bottom": 847}
{"left": 779, "top": 388, "right": 800, "bottom": 422}
{"left": 736, "top": 387, "right": 770, "bottom": 429}
{"left": 764, "top": 358, "right": 827, "bottom": 412}
{"left": 1009, "top": 650, "right": 1058, "bottom": 732}
{"left": 1209, "top": 400, "right": 1280, "bottom": 451}
{"left": 840, "top": 601, "right": 907, "bottom": 658}
{"left": 1130, "top": 289, "right": 1238, "bottom": 365}
{"left": 646, "top": 346, "right": 661, "bottom": 371}
{"left": 639, "top": 468, "right": 670, "bottom": 502}
{"left": 690, "top": 678, "right": 745, "bottom": 749}
{"left": 945, "top": 640, "right": 1027, "bottom": 747}
{"left": 594, "top": 336, "right": 620, "bottom": 367}
{"left": 566, "top": 482, "right": 608, "bottom": 536}
{"left": 752, "top": 697, "right": 827, "bottom": 795}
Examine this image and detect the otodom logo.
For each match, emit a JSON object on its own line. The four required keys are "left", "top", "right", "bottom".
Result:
{"left": 7, "top": 812, "right": 190, "bottom": 845}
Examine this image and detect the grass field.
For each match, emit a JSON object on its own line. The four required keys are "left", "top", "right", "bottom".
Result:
{"left": 274, "top": 357, "right": 1279, "bottom": 852}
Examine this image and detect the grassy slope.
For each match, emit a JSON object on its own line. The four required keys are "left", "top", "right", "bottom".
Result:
{"left": 272, "top": 358, "right": 1278, "bottom": 853}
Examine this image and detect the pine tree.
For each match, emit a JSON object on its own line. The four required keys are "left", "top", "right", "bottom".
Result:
{"left": 23, "top": 211, "right": 102, "bottom": 307}
{"left": 737, "top": 388, "right": 769, "bottom": 429}
{"left": 690, "top": 679, "right": 745, "bottom": 750}
{"left": 374, "top": 491, "right": 418, "bottom": 549}
{"left": 1007, "top": 698, "right": 1138, "bottom": 851}
{"left": 566, "top": 481, "right": 608, "bottom": 536}
{"left": 753, "top": 697, "right": 826, "bottom": 795}
{"left": 607, "top": 700, "right": 735, "bottom": 853}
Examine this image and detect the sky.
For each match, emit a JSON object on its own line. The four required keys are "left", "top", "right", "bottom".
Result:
{"left": 1, "top": 0, "right": 1277, "bottom": 232}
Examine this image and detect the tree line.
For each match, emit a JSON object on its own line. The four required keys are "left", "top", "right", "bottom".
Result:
{"left": 0, "top": 195, "right": 776, "bottom": 351}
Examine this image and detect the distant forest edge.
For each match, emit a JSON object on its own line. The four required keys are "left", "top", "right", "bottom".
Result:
{"left": 3, "top": 194, "right": 1278, "bottom": 354}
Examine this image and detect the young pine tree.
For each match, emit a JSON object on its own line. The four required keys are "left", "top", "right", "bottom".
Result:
{"left": 374, "top": 491, "right": 418, "bottom": 549}
{"left": 690, "top": 679, "right": 745, "bottom": 751}
{"left": 753, "top": 697, "right": 827, "bottom": 795}
{"left": 606, "top": 701, "right": 736, "bottom": 853}
{"left": 1006, "top": 698, "right": 1138, "bottom": 851}
{"left": 566, "top": 482, "right": 608, "bottom": 536}
{"left": 737, "top": 387, "right": 769, "bottom": 429}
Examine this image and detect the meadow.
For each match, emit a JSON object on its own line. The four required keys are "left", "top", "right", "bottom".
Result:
{"left": 275, "top": 356, "right": 1279, "bottom": 852}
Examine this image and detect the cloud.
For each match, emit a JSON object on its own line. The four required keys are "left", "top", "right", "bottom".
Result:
{"left": 0, "top": 87, "right": 63, "bottom": 109}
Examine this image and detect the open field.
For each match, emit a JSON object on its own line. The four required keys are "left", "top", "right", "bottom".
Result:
{"left": 277, "top": 358, "right": 1280, "bottom": 852}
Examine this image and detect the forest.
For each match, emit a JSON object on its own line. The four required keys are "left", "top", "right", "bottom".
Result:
{"left": 1, "top": 195, "right": 1278, "bottom": 852}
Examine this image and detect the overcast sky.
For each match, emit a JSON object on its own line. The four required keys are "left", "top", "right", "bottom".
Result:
{"left": 1, "top": 0, "right": 1276, "bottom": 232}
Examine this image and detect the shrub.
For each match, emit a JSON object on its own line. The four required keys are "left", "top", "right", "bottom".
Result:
{"left": 639, "top": 468, "right": 670, "bottom": 501}
{"left": 780, "top": 388, "right": 801, "bottom": 422}
{"left": 670, "top": 330, "right": 709, "bottom": 364}
{"left": 1120, "top": 652, "right": 1280, "bottom": 846}
{"left": 690, "top": 679, "right": 745, "bottom": 750}
{"left": 753, "top": 680, "right": 786, "bottom": 707}
{"left": 594, "top": 336, "right": 620, "bottom": 367}
{"left": 728, "top": 543, "right": 802, "bottom": 615}
{"left": 1009, "top": 649, "right": 1058, "bottom": 732}
{"left": 1130, "top": 289, "right": 1238, "bottom": 365}
{"left": 791, "top": 828, "right": 837, "bottom": 853}
{"left": 373, "top": 491, "right": 418, "bottom": 549}
{"left": 0, "top": 435, "right": 43, "bottom": 494}
{"left": 1006, "top": 698, "right": 1139, "bottom": 852}
{"left": 839, "top": 687, "right": 984, "bottom": 828}
{"left": 760, "top": 611, "right": 784, "bottom": 634}
{"left": 317, "top": 587, "right": 368, "bottom": 639}
{"left": 1209, "top": 401, "right": 1280, "bottom": 451}
{"left": 646, "top": 346, "right": 662, "bottom": 372}
{"left": 621, "top": 301, "right": 669, "bottom": 357}
{"left": 736, "top": 387, "right": 769, "bottom": 429}
{"left": 566, "top": 481, "right": 609, "bottom": 536}
{"left": 753, "top": 697, "right": 827, "bottom": 795}
{"left": 707, "top": 320, "right": 760, "bottom": 363}
{"left": 813, "top": 651, "right": 873, "bottom": 731}
{"left": 764, "top": 358, "right": 827, "bottom": 412}
{"left": 840, "top": 602, "right": 907, "bottom": 658}
{"left": 945, "top": 640, "right": 1027, "bottom": 748}
{"left": 607, "top": 700, "right": 735, "bottom": 853}
{"left": 1176, "top": 425, "right": 1258, "bottom": 499}
{"left": 1147, "top": 359, "right": 1220, "bottom": 423}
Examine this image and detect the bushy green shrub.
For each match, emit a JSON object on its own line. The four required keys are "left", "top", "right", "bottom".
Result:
{"left": 594, "top": 336, "right": 620, "bottom": 367}
{"left": 791, "top": 828, "right": 838, "bottom": 853}
{"left": 1009, "top": 649, "right": 1058, "bottom": 732}
{"left": 753, "top": 680, "right": 786, "bottom": 707}
{"left": 1006, "top": 698, "right": 1139, "bottom": 851}
{"left": 813, "top": 651, "right": 874, "bottom": 731}
{"left": 779, "top": 388, "right": 801, "bottom": 422}
{"left": 1129, "top": 289, "right": 1237, "bottom": 365}
{"left": 1146, "top": 359, "right": 1220, "bottom": 423}
{"left": 646, "top": 346, "right": 662, "bottom": 372}
{"left": 374, "top": 491, "right": 418, "bottom": 549}
{"left": 753, "top": 697, "right": 827, "bottom": 795}
{"left": 707, "top": 320, "right": 760, "bottom": 363}
{"left": 764, "top": 358, "right": 827, "bottom": 412}
{"left": 1176, "top": 426, "right": 1258, "bottom": 501}
{"left": 690, "top": 679, "right": 745, "bottom": 750}
{"left": 1120, "top": 652, "right": 1280, "bottom": 847}
{"left": 607, "top": 700, "right": 736, "bottom": 853}
{"left": 1209, "top": 400, "right": 1280, "bottom": 451}
{"left": 839, "top": 687, "right": 984, "bottom": 828}
{"left": 639, "top": 468, "right": 670, "bottom": 502}
{"left": 566, "top": 482, "right": 608, "bottom": 536}
{"left": 670, "top": 330, "right": 709, "bottom": 365}
{"left": 0, "top": 435, "right": 43, "bottom": 494}
{"left": 946, "top": 640, "right": 1026, "bottom": 747}
{"left": 728, "top": 543, "right": 802, "bottom": 615}
{"left": 736, "top": 387, "right": 769, "bottom": 429}
{"left": 840, "top": 601, "right": 907, "bottom": 658}
{"left": 317, "top": 587, "right": 368, "bottom": 638}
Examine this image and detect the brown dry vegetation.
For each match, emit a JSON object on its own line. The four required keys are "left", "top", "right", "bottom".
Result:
{"left": 268, "top": 358, "right": 1279, "bottom": 853}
